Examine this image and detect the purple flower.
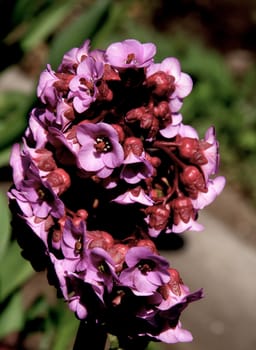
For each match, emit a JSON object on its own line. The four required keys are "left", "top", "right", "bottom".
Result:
{"left": 49, "top": 253, "right": 71, "bottom": 299}
{"left": 191, "top": 176, "right": 226, "bottom": 210}
{"left": 47, "top": 126, "right": 80, "bottom": 166}
{"left": 24, "top": 110, "right": 48, "bottom": 148}
{"left": 105, "top": 39, "right": 156, "bottom": 69}
{"left": 159, "top": 112, "right": 182, "bottom": 138}
{"left": 58, "top": 39, "right": 91, "bottom": 73}
{"left": 68, "top": 294, "right": 88, "bottom": 319}
{"left": 119, "top": 247, "right": 170, "bottom": 296}
{"left": 170, "top": 216, "right": 204, "bottom": 234}
{"left": 8, "top": 144, "right": 65, "bottom": 221}
{"left": 60, "top": 217, "right": 87, "bottom": 262}
{"left": 156, "top": 268, "right": 204, "bottom": 310}
{"left": 77, "top": 122, "right": 124, "bottom": 178}
{"left": 120, "top": 153, "right": 153, "bottom": 184}
{"left": 55, "top": 98, "right": 75, "bottom": 130}
{"left": 151, "top": 321, "right": 193, "bottom": 344}
{"left": 200, "top": 126, "right": 220, "bottom": 179}
{"left": 112, "top": 186, "right": 154, "bottom": 206}
{"left": 68, "top": 56, "right": 104, "bottom": 113}
{"left": 37, "top": 64, "right": 60, "bottom": 106}
{"left": 80, "top": 247, "right": 118, "bottom": 301}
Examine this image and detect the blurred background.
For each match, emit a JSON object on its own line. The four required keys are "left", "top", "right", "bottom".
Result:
{"left": 0, "top": 0, "right": 256, "bottom": 349}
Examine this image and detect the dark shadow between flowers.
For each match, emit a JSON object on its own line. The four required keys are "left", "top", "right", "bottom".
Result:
{"left": 154, "top": 231, "right": 186, "bottom": 251}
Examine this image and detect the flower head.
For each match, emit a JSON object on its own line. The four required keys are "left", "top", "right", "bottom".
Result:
{"left": 8, "top": 37, "right": 225, "bottom": 347}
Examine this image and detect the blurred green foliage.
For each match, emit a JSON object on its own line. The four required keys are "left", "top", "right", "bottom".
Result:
{"left": 0, "top": 0, "right": 255, "bottom": 348}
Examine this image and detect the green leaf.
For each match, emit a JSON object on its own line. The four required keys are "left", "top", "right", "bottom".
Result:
{"left": 48, "top": 0, "right": 111, "bottom": 69}
{"left": 0, "top": 291, "right": 25, "bottom": 339}
{"left": 51, "top": 303, "right": 79, "bottom": 350}
{"left": 0, "top": 240, "right": 34, "bottom": 301}
{"left": 0, "top": 91, "right": 33, "bottom": 149}
{"left": 0, "top": 191, "right": 11, "bottom": 260}
{"left": 12, "top": 0, "right": 46, "bottom": 23}
{"left": 0, "top": 146, "right": 11, "bottom": 167}
{"left": 21, "top": 1, "right": 75, "bottom": 52}
{"left": 91, "top": 0, "right": 132, "bottom": 49}
{"left": 26, "top": 295, "right": 49, "bottom": 321}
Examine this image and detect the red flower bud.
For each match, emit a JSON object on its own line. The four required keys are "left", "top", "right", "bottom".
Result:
{"left": 123, "top": 136, "right": 144, "bottom": 157}
{"left": 125, "top": 106, "right": 146, "bottom": 123}
{"left": 146, "top": 71, "right": 175, "bottom": 96}
{"left": 153, "top": 101, "right": 171, "bottom": 119}
{"left": 178, "top": 137, "right": 199, "bottom": 159}
{"left": 96, "top": 80, "right": 113, "bottom": 101}
{"left": 54, "top": 72, "right": 74, "bottom": 94}
{"left": 87, "top": 230, "right": 114, "bottom": 250}
{"left": 146, "top": 204, "right": 171, "bottom": 231}
{"left": 136, "top": 239, "right": 157, "bottom": 254}
{"left": 111, "top": 124, "right": 125, "bottom": 143}
{"left": 172, "top": 196, "right": 194, "bottom": 225}
{"left": 107, "top": 243, "right": 129, "bottom": 272}
{"left": 180, "top": 166, "right": 207, "bottom": 198}
{"left": 47, "top": 168, "right": 71, "bottom": 195}
{"left": 167, "top": 268, "right": 183, "bottom": 296}
{"left": 178, "top": 137, "right": 208, "bottom": 165}
{"left": 139, "top": 112, "right": 155, "bottom": 130}
{"left": 102, "top": 64, "right": 121, "bottom": 81}
{"left": 34, "top": 149, "right": 57, "bottom": 172}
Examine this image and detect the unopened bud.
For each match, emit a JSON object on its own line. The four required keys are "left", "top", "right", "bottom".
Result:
{"left": 136, "top": 239, "right": 157, "bottom": 254}
{"left": 47, "top": 168, "right": 71, "bottom": 195}
{"left": 54, "top": 72, "right": 74, "bottom": 94}
{"left": 178, "top": 137, "right": 208, "bottom": 165}
{"left": 180, "top": 166, "right": 207, "bottom": 198}
{"left": 87, "top": 230, "right": 114, "bottom": 250}
{"left": 168, "top": 268, "right": 183, "bottom": 296}
{"left": 108, "top": 243, "right": 128, "bottom": 272}
{"left": 146, "top": 71, "right": 175, "bottom": 97}
{"left": 172, "top": 196, "right": 194, "bottom": 225}
{"left": 146, "top": 204, "right": 171, "bottom": 231}
{"left": 123, "top": 137, "right": 144, "bottom": 157}
{"left": 34, "top": 149, "right": 57, "bottom": 172}
{"left": 125, "top": 107, "right": 146, "bottom": 123}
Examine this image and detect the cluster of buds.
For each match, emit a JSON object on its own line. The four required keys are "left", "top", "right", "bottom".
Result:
{"left": 8, "top": 39, "right": 225, "bottom": 346}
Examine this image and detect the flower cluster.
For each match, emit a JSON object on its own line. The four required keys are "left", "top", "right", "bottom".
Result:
{"left": 8, "top": 39, "right": 225, "bottom": 346}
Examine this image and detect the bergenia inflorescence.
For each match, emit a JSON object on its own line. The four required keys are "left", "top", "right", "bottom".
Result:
{"left": 8, "top": 39, "right": 225, "bottom": 346}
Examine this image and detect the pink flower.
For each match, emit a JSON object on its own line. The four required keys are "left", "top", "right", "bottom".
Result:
{"left": 77, "top": 122, "right": 124, "bottom": 178}
{"left": 112, "top": 186, "right": 154, "bottom": 206}
{"left": 191, "top": 176, "right": 226, "bottom": 210}
{"left": 58, "top": 39, "right": 91, "bottom": 73}
{"left": 105, "top": 39, "right": 156, "bottom": 68}
{"left": 152, "top": 321, "right": 193, "bottom": 344}
{"left": 119, "top": 246, "right": 170, "bottom": 296}
{"left": 159, "top": 113, "right": 183, "bottom": 138}
{"left": 68, "top": 56, "right": 104, "bottom": 113}
{"left": 37, "top": 64, "right": 59, "bottom": 106}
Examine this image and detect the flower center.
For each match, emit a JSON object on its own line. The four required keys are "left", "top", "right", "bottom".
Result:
{"left": 126, "top": 53, "right": 136, "bottom": 64}
{"left": 137, "top": 259, "right": 156, "bottom": 275}
{"left": 74, "top": 236, "right": 83, "bottom": 254}
{"left": 79, "top": 77, "right": 95, "bottom": 96}
{"left": 94, "top": 136, "right": 112, "bottom": 153}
